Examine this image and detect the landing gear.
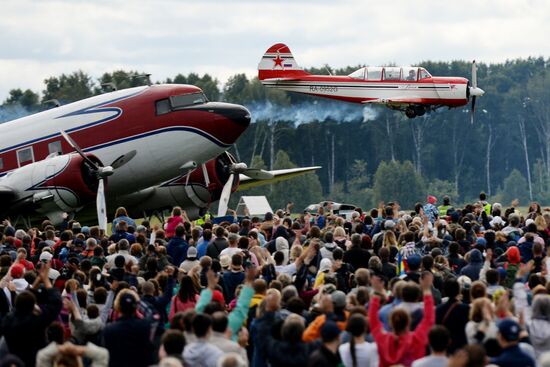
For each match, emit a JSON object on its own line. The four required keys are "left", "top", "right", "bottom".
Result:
{"left": 405, "top": 105, "right": 427, "bottom": 118}
{"left": 405, "top": 107, "right": 416, "bottom": 118}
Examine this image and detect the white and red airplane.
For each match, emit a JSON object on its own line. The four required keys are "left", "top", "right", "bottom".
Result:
{"left": 258, "top": 43, "right": 485, "bottom": 120}
{"left": 0, "top": 84, "right": 319, "bottom": 228}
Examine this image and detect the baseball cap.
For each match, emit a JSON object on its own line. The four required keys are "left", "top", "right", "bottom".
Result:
{"left": 10, "top": 264, "right": 24, "bottom": 279}
{"left": 39, "top": 251, "right": 53, "bottom": 263}
{"left": 476, "top": 237, "right": 487, "bottom": 247}
{"left": 220, "top": 255, "right": 231, "bottom": 269}
{"left": 406, "top": 254, "right": 421, "bottom": 269}
{"left": 498, "top": 318, "right": 521, "bottom": 342}
{"left": 211, "top": 290, "right": 225, "bottom": 305}
{"left": 331, "top": 290, "right": 346, "bottom": 308}
{"left": 187, "top": 246, "right": 198, "bottom": 259}
{"left": 320, "top": 321, "right": 341, "bottom": 342}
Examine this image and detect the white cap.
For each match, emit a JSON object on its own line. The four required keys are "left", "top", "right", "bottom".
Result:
{"left": 39, "top": 251, "right": 53, "bottom": 262}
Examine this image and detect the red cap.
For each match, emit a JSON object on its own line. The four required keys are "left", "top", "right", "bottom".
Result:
{"left": 507, "top": 246, "right": 521, "bottom": 264}
{"left": 427, "top": 195, "right": 437, "bottom": 204}
{"left": 10, "top": 264, "right": 25, "bottom": 279}
{"left": 211, "top": 290, "right": 225, "bottom": 305}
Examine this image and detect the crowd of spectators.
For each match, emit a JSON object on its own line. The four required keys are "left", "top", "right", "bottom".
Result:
{"left": 0, "top": 194, "right": 548, "bottom": 367}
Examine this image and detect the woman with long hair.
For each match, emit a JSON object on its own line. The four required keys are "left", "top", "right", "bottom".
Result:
{"left": 338, "top": 314, "right": 378, "bottom": 367}
{"left": 168, "top": 274, "right": 199, "bottom": 321}
{"left": 111, "top": 207, "right": 136, "bottom": 232}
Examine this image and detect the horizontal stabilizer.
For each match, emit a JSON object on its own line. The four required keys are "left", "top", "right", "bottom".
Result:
{"left": 238, "top": 166, "right": 321, "bottom": 191}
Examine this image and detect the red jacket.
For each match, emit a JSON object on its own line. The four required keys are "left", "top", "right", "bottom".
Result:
{"left": 165, "top": 216, "right": 184, "bottom": 239}
{"left": 369, "top": 293, "right": 435, "bottom": 367}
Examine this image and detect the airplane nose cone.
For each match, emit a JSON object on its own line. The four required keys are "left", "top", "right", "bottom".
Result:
{"left": 206, "top": 103, "right": 251, "bottom": 127}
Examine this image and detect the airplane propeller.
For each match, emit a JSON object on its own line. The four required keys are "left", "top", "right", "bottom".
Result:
{"left": 217, "top": 162, "right": 274, "bottom": 217}
{"left": 60, "top": 131, "right": 137, "bottom": 231}
{"left": 469, "top": 60, "right": 485, "bottom": 124}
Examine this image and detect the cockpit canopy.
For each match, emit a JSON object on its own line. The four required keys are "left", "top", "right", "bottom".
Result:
{"left": 155, "top": 92, "right": 208, "bottom": 115}
{"left": 348, "top": 66, "right": 431, "bottom": 81}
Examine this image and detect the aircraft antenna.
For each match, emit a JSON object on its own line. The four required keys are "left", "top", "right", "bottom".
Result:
{"left": 324, "top": 64, "right": 333, "bottom": 76}
{"left": 101, "top": 82, "right": 118, "bottom": 92}
{"left": 43, "top": 99, "right": 61, "bottom": 108}
{"left": 132, "top": 73, "right": 152, "bottom": 86}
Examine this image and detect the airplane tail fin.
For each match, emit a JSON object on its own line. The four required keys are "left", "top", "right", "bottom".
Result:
{"left": 258, "top": 43, "right": 310, "bottom": 80}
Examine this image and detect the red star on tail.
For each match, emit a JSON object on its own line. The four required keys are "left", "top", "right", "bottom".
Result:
{"left": 272, "top": 54, "right": 284, "bottom": 69}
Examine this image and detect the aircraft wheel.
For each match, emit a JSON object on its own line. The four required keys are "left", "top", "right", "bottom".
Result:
{"left": 405, "top": 107, "right": 417, "bottom": 118}
{"left": 415, "top": 106, "right": 426, "bottom": 116}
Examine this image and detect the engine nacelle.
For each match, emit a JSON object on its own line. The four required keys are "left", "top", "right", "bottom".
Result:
{"left": 1, "top": 153, "right": 103, "bottom": 222}
{"left": 117, "top": 152, "right": 239, "bottom": 219}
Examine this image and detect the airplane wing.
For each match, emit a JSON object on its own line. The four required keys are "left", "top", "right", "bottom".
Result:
{"left": 237, "top": 166, "right": 321, "bottom": 191}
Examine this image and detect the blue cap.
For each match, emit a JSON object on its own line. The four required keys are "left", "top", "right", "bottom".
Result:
{"left": 320, "top": 321, "right": 341, "bottom": 342}
{"left": 498, "top": 318, "right": 521, "bottom": 341}
{"left": 406, "top": 254, "right": 421, "bottom": 269}
{"left": 476, "top": 237, "right": 487, "bottom": 247}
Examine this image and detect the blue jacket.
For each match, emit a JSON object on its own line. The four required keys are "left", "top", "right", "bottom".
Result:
{"left": 490, "top": 344, "right": 535, "bottom": 367}
{"left": 223, "top": 271, "right": 245, "bottom": 303}
{"left": 166, "top": 237, "right": 188, "bottom": 266}
{"left": 460, "top": 249, "right": 484, "bottom": 280}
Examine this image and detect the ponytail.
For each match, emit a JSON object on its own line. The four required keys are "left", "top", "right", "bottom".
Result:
{"left": 350, "top": 336, "right": 357, "bottom": 367}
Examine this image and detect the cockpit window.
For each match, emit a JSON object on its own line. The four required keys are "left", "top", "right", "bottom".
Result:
{"left": 156, "top": 99, "right": 171, "bottom": 115}
{"left": 383, "top": 67, "right": 401, "bottom": 81}
{"left": 156, "top": 92, "right": 208, "bottom": 115}
{"left": 348, "top": 67, "right": 366, "bottom": 79}
{"left": 401, "top": 67, "right": 418, "bottom": 81}
{"left": 419, "top": 68, "right": 431, "bottom": 79}
{"left": 170, "top": 92, "right": 207, "bottom": 109}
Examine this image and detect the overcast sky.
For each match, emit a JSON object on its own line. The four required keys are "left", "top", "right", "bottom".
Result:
{"left": 0, "top": 0, "right": 548, "bottom": 100}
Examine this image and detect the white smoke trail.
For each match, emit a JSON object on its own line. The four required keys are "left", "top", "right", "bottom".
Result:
{"left": 0, "top": 104, "right": 33, "bottom": 123}
{"left": 246, "top": 100, "right": 379, "bottom": 125}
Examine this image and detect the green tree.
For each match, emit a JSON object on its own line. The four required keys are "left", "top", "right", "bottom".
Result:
{"left": 270, "top": 150, "right": 323, "bottom": 210}
{"left": 223, "top": 74, "right": 251, "bottom": 103}
{"left": 4, "top": 89, "right": 40, "bottom": 109}
{"left": 95, "top": 70, "right": 149, "bottom": 93}
{"left": 373, "top": 160, "right": 425, "bottom": 209}
{"left": 167, "top": 73, "right": 220, "bottom": 100}
{"left": 499, "top": 169, "right": 529, "bottom": 205}
{"left": 427, "top": 179, "right": 458, "bottom": 204}
{"left": 42, "top": 71, "right": 94, "bottom": 103}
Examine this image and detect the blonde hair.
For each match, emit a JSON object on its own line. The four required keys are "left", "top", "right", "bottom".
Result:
{"left": 383, "top": 231, "right": 397, "bottom": 248}
{"left": 535, "top": 215, "right": 547, "bottom": 232}
{"left": 333, "top": 226, "right": 346, "bottom": 238}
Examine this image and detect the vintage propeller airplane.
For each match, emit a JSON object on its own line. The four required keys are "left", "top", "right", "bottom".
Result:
{"left": 259, "top": 43, "right": 485, "bottom": 121}
{"left": 0, "top": 84, "right": 319, "bottom": 228}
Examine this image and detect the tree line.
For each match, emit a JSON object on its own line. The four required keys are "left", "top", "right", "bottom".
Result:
{"left": 1, "top": 58, "right": 549, "bottom": 211}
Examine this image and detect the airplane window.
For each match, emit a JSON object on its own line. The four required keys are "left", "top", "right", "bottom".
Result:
{"left": 48, "top": 141, "right": 62, "bottom": 155}
{"left": 383, "top": 67, "right": 401, "bottom": 80}
{"left": 0, "top": 158, "right": 3, "bottom": 170}
{"left": 348, "top": 68, "right": 365, "bottom": 79}
{"left": 156, "top": 99, "right": 171, "bottom": 115}
{"left": 366, "top": 67, "right": 382, "bottom": 81}
{"left": 419, "top": 68, "right": 431, "bottom": 79}
{"left": 401, "top": 67, "right": 418, "bottom": 81}
{"left": 170, "top": 92, "right": 207, "bottom": 110}
{"left": 17, "top": 147, "right": 34, "bottom": 167}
